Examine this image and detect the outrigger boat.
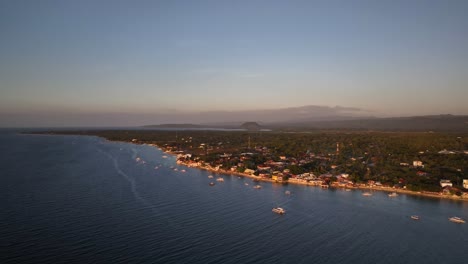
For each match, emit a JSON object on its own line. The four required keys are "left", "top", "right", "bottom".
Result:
{"left": 272, "top": 207, "right": 286, "bottom": 214}
{"left": 449, "top": 216, "right": 465, "bottom": 223}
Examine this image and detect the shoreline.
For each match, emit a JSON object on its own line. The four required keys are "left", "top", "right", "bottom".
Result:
{"left": 171, "top": 159, "right": 468, "bottom": 203}
{"left": 112, "top": 138, "right": 468, "bottom": 202}
{"left": 28, "top": 133, "right": 468, "bottom": 203}
{"left": 172, "top": 156, "right": 468, "bottom": 202}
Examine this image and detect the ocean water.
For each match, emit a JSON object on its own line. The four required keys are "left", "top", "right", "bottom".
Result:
{"left": 1, "top": 132, "right": 467, "bottom": 263}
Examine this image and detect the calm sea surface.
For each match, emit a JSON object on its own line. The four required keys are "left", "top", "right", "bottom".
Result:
{"left": 1, "top": 132, "right": 467, "bottom": 263}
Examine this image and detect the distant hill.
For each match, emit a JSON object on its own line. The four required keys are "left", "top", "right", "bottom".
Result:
{"left": 240, "top": 122, "right": 262, "bottom": 131}
{"left": 143, "top": 122, "right": 263, "bottom": 130}
{"left": 142, "top": 115, "right": 468, "bottom": 132}
{"left": 143, "top": 123, "right": 204, "bottom": 128}
{"left": 270, "top": 115, "right": 468, "bottom": 132}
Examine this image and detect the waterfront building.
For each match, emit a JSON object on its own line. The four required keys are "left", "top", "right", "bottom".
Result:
{"left": 440, "top": 179, "right": 453, "bottom": 188}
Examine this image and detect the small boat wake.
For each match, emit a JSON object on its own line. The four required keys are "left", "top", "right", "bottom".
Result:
{"left": 131, "top": 147, "right": 138, "bottom": 160}
{"left": 93, "top": 144, "right": 185, "bottom": 231}
{"left": 97, "top": 147, "right": 152, "bottom": 209}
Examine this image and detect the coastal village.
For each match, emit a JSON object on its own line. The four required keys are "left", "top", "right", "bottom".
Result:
{"left": 172, "top": 146, "right": 468, "bottom": 200}
{"left": 50, "top": 129, "right": 468, "bottom": 201}
{"left": 143, "top": 131, "right": 468, "bottom": 201}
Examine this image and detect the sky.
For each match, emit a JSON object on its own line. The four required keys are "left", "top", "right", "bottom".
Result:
{"left": 1, "top": 0, "right": 467, "bottom": 126}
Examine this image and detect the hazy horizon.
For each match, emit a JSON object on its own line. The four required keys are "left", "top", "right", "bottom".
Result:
{"left": 1, "top": 104, "right": 466, "bottom": 128}
{"left": 1, "top": 0, "right": 467, "bottom": 127}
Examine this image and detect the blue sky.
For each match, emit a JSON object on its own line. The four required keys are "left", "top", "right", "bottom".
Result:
{"left": 1, "top": 0, "right": 467, "bottom": 126}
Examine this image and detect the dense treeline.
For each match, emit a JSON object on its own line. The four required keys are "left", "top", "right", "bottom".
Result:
{"left": 43, "top": 130, "right": 467, "bottom": 192}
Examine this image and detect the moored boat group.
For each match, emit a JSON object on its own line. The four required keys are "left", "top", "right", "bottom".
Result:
{"left": 201, "top": 172, "right": 464, "bottom": 222}
{"left": 409, "top": 215, "right": 465, "bottom": 223}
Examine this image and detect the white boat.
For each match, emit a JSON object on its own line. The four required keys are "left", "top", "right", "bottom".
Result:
{"left": 272, "top": 207, "right": 286, "bottom": 214}
{"left": 449, "top": 217, "right": 466, "bottom": 223}
{"left": 209, "top": 182, "right": 215, "bottom": 186}
{"left": 253, "top": 185, "right": 262, "bottom": 189}
{"left": 181, "top": 169, "right": 186, "bottom": 172}
{"left": 208, "top": 175, "right": 214, "bottom": 179}
{"left": 162, "top": 155, "right": 168, "bottom": 158}
{"left": 411, "top": 215, "right": 420, "bottom": 220}
{"left": 285, "top": 190, "right": 291, "bottom": 195}
{"left": 244, "top": 183, "right": 249, "bottom": 186}
{"left": 216, "top": 178, "right": 224, "bottom": 182}
{"left": 362, "top": 192, "right": 372, "bottom": 196}
{"left": 388, "top": 192, "right": 398, "bottom": 197}
{"left": 345, "top": 188, "right": 352, "bottom": 192}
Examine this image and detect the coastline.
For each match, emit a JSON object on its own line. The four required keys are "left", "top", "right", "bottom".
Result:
{"left": 169, "top": 152, "right": 468, "bottom": 202}
{"left": 118, "top": 138, "right": 468, "bottom": 202}
{"left": 29, "top": 133, "right": 468, "bottom": 203}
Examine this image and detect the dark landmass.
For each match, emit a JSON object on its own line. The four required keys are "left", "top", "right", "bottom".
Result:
{"left": 143, "top": 124, "right": 204, "bottom": 129}
{"left": 143, "top": 122, "right": 263, "bottom": 131}
{"left": 141, "top": 115, "right": 468, "bottom": 132}
{"left": 240, "top": 122, "right": 262, "bottom": 131}
{"left": 183, "top": 105, "right": 368, "bottom": 124}
{"left": 273, "top": 115, "right": 468, "bottom": 132}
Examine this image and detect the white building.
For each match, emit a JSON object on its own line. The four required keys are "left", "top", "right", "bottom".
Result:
{"left": 440, "top": 179, "right": 453, "bottom": 188}
{"left": 438, "top": 149, "right": 456, "bottom": 154}
{"left": 413, "top": 161, "right": 424, "bottom": 167}
{"left": 463, "top": 179, "right": 468, "bottom": 189}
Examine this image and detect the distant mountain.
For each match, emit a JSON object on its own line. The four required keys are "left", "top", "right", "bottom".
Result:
{"left": 143, "top": 122, "right": 263, "bottom": 130}
{"left": 197, "top": 105, "right": 368, "bottom": 123}
{"left": 143, "top": 123, "right": 204, "bottom": 128}
{"left": 141, "top": 105, "right": 369, "bottom": 127}
{"left": 240, "top": 122, "right": 262, "bottom": 131}
{"left": 270, "top": 115, "right": 468, "bottom": 132}
{"left": 140, "top": 106, "right": 467, "bottom": 132}
{"left": 143, "top": 115, "right": 468, "bottom": 132}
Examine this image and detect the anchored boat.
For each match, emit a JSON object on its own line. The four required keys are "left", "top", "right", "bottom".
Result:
{"left": 449, "top": 217, "right": 465, "bottom": 223}
{"left": 272, "top": 207, "right": 286, "bottom": 215}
